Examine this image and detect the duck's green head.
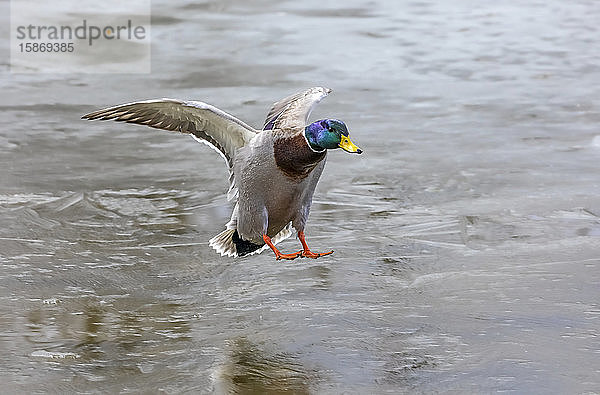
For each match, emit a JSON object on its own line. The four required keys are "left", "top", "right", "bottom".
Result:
{"left": 304, "top": 119, "right": 362, "bottom": 154}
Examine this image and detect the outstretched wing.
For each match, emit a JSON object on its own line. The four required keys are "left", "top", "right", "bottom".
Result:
{"left": 82, "top": 99, "right": 257, "bottom": 168}
{"left": 263, "top": 87, "right": 331, "bottom": 130}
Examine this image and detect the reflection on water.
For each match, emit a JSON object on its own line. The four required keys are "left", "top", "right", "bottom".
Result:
{"left": 214, "top": 337, "right": 314, "bottom": 394}
{"left": 2, "top": 0, "right": 600, "bottom": 393}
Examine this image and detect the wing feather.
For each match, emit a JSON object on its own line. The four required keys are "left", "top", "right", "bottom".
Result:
{"left": 263, "top": 87, "right": 332, "bottom": 130}
{"left": 82, "top": 98, "right": 257, "bottom": 168}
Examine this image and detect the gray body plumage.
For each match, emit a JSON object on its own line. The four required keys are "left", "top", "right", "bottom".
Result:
{"left": 82, "top": 87, "right": 332, "bottom": 257}
{"left": 232, "top": 130, "right": 325, "bottom": 244}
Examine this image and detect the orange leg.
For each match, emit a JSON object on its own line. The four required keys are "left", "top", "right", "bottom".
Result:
{"left": 298, "top": 231, "right": 334, "bottom": 259}
{"left": 262, "top": 234, "right": 301, "bottom": 260}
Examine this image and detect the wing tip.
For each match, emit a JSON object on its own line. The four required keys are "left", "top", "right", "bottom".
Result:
{"left": 81, "top": 98, "right": 181, "bottom": 121}
{"left": 312, "top": 86, "right": 332, "bottom": 96}
{"left": 81, "top": 111, "right": 102, "bottom": 120}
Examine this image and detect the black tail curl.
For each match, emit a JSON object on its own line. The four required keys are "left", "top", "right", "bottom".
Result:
{"left": 232, "top": 230, "right": 262, "bottom": 256}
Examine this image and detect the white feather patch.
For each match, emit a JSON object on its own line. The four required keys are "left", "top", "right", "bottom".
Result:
{"left": 208, "top": 223, "right": 294, "bottom": 258}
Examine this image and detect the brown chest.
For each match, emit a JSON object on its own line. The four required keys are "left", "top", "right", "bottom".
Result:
{"left": 273, "top": 133, "right": 326, "bottom": 180}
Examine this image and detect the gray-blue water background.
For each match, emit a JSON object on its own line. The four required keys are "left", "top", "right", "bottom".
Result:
{"left": 1, "top": 0, "right": 599, "bottom": 393}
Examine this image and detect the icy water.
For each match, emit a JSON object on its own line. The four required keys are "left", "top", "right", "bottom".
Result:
{"left": 2, "top": 0, "right": 600, "bottom": 393}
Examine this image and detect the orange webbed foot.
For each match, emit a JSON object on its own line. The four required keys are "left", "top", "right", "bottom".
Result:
{"left": 274, "top": 251, "right": 302, "bottom": 260}
{"left": 263, "top": 234, "right": 302, "bottom": 261}
{"left": 297, "top": 231, "right": 334, "bottom": 259}
{"left": 300, "top": 250, "right": 334, "bottom": 259}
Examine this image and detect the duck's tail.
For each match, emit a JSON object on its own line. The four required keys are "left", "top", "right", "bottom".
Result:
{"left": 209, "top": 224, "right": 293, "bottom": 257}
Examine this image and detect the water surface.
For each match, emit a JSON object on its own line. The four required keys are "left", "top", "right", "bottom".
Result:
{"left": 1, "top": 0, "right": 599, "bottom": 393}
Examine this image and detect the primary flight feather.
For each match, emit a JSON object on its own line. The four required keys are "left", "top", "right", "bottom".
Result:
{"left": 82, "top": 87, "right": 362, "bottom": 260}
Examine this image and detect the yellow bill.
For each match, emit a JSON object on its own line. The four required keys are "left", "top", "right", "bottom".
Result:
{"left": 339, "top": 135, "right": 363, "bottom": 154}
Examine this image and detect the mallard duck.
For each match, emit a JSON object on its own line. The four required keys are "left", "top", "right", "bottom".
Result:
{"left": 82, "top": 87, "right": 362, "bottom": 260}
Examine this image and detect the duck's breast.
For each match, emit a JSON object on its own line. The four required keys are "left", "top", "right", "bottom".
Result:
{"left": 233, "top": 131, "right": 325, "bottom": 241}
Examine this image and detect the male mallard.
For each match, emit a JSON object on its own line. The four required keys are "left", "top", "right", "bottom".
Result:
{"left": 82, "top": 87, "right": 362, "bottom": 260}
